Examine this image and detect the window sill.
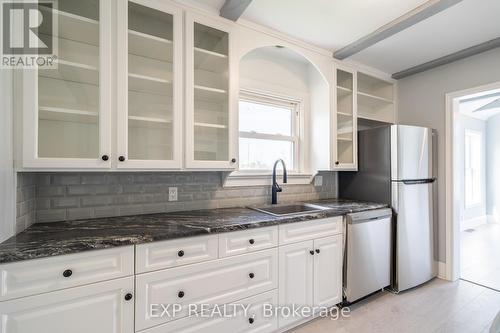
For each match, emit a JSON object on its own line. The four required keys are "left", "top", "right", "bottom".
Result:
{"left": 223, "top": 172, "right": 314, "bottom": 188}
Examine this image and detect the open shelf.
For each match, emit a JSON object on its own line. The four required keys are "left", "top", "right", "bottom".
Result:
{"left": 357, "top": 72, "right": 393, "bottom": 101}
{"left": 358, "top": 91, "right": 393, "bottom": 104}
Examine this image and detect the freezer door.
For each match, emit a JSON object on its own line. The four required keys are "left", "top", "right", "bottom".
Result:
{"left": 392, "top": 181, "right": 436, "bottom": 292}
{"left": 391, "top": 125, "right": 433, "bottom": 181}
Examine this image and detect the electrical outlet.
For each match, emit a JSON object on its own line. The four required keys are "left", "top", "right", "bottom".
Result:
{"left": 168, "top": 187, "right": 178, "bottom": 201}
{"left": 314, "top": 175, "right": 323, "bottom": 187}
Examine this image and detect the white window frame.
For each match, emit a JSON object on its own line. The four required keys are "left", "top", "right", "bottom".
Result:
{"left": 224, "top": 89, "right": 311, "bottom": 187}
{"left": 464, "top": 129, "right": 482, "bottom": 208}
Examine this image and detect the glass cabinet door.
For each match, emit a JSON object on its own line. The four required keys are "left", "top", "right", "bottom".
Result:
{"left": 116, "top": 0, "right": 182, "bottom": 169}
{"left": 186, "top": 14, "right": 235, "bottom": 169}
{"left": 27, "top": 0, "right": 112, "bottom": 168}
{"left": 335, "top": 68, "right": 357, "bottom": 170}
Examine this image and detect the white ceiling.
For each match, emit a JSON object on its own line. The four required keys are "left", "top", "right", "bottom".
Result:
{"left": 351, "top": 0, "right": 500, "bottom": 73}
{"left": 459, "top": 90, "right": 500, "bottom": 121}
{"left": 178, "top": 0, "right": 500, "bottom": 75}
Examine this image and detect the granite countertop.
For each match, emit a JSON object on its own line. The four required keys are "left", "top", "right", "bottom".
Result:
{"left": 0, "top": 199, "right": 388, "bottom": 264}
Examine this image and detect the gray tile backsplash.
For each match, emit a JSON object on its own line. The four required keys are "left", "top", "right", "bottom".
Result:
{"left": 15, "top": 171, "right": 338, "bottom": 231}
{"left": 16, "top": 173, "right": 36, "bottom": 233}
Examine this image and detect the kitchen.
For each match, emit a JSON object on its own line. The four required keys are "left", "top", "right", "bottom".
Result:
{"left": 0, "top": 0, "right": 499, "bottom": 332}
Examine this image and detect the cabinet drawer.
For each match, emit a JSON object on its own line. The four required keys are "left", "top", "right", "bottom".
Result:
{"left": 218, "top": 226, "right": 278, "bottom": 258}
{"left": 279, "top": 217, "right": 342, "bottom": 245}
{"left": 0, "top": 276, "right": 134, "bottom": 333}
{"left": 136, "top": 235, "right": 219, "bottom": 274}
{"left": 0, "top": 246, "right": 134, "bottom": 301}
{"left": 136, "top": 248, "right": 278, "bottom": 331}
{"left": 140, "top": 289, "right": 278, "bottom": 333}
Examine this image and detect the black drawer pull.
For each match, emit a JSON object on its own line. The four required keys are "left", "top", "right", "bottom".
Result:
{"left": 178, "top": 250, "right": 184, "bottom": 257}
{"left": 124, "top": 293, "right": 133, "bottom": 301}
{"left": 249, "top": 273, "right": 255, "bottom": 279}
{"left": 315, "top": 249, "right": 320, "bottom": 254}
{"left": 249, "top": 239, "right": 255, "bottom": 245}
{"left": 309, "top": 250, "right": 314, "bottom": 255}
{"left": 178, "top": 291, "right": 185, "bottom": 298}
{"left": 62, "top": 269, "right": 72, "bottom": 278}
{"left": 249, "top": 317, "right": 255, "bottom": 324}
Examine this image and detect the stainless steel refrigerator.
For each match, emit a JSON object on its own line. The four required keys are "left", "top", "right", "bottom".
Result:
{"left": 339, "top": 125, "right": 437, "bottom": 292}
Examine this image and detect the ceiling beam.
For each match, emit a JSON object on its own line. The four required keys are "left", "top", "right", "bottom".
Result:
{"left": 333, "top": 0, "right": 462, "bottom": 60}
{"left": 220, "top": 0, "right": 253, "bottom": 21}
{"left": 392, "top": 37, "right": 500, "bottom": 79}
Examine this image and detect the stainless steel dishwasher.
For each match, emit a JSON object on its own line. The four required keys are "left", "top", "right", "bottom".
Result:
{"left": 343, "top": 208, "right": 392, "bottom": 304}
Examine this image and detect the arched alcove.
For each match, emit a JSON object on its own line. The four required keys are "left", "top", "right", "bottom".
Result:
{"left": 238, "top": 46, "right": 330, "bottom": 173}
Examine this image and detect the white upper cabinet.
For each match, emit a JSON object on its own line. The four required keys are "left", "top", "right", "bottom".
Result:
{"left": 185, "top": 13, "right": 237, "bottom": 170}
{"left": 334, "top": 66, "right": 357, "bottom": 171}
{"left": 23, "top": 0, "right": 112, "bottom": 169}
{"left": 116, "top": 0, "right": 183, "bottom": 169}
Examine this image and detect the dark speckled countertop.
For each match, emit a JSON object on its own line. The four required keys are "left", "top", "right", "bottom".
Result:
{"left": 0, "top": 199, "right": 388, "bottom": 264}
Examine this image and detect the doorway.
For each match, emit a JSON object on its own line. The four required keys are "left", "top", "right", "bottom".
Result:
{"left": 446, "top": 82, "right": 500, "bottom": 291}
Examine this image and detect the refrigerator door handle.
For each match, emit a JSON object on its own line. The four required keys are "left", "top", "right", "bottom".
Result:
{"left": 401, "top": 178, "right": 436, "bottom": 185}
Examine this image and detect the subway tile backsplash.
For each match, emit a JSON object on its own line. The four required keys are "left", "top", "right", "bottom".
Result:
{"left": 16, "top": 172, "right": 338, "bottom": 232}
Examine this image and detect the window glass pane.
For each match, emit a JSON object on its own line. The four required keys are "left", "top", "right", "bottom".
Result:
{"left": 239, "top": 138, "right": 293, "bottom": 170}
{"left": 239, "top": 101, "right": 293, "bottom": 136}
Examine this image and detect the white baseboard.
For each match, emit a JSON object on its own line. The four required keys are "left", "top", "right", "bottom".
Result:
{"left": 437, "top": 261, "right": 447, "bottom": 280}
{"left": 461, "top": 215, "right": 488, "bottom": 230}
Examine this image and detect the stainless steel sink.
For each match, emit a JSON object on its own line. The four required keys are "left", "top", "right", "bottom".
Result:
{"left": 251, "top": 203, "right": 330, "bottom": 217}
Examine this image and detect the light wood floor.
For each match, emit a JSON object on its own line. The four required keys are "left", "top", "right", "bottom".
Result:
{"left": 289, "top": 279, "right": 500, "bottom": 333}
{"left": 461, "top": 223, "right": 500, "bottom": 291}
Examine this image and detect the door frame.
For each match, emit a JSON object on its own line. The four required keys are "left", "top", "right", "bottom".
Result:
{"left": 444, "top": 81, "right": 500, "bottom": 281}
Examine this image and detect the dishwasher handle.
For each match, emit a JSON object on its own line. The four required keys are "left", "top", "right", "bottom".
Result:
{"left": 346, "top": 208, "right": 392, "bottom": 224}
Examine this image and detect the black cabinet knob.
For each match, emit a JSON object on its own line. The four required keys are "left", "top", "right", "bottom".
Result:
{"left": 248, "top": 318, "right": 255, "bottom": 324}
{"left": 178, "top": 291, "right": 185, "bottom": 298}
{"left": 315, "top": 249, "right": 320, "bottom": 254}
{"left": 249, "top": 273, "right": 255, "bottom": 279}
{"left": 62, "top": 269, "right": 72, "bottom": 278}
{"left": 309, "top": 250, "right": 314, "bottom": 255}
{"left": 335, "top": 161, "right": 340, "bottom": 165}
{"left": 124, "top": 293, "right": 133, "bottom": 301}
{"left": 249, "top": 239, "right": 255, "bottom": 245}
{"left": 178, "top": 250, "right": 184, "bottom": 257}
{"left": 101, "top": 155, "right": 109, "bottom": 161}
{"left": 118, "top": 156, "right": 126, "bottom": 162}
{"left": 231, "top": 158, "right": 237, "bottom": 163}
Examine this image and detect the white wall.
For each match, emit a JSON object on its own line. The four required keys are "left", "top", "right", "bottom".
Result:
{"left": 397, "top": 47, "right": 500, "bottom": 262}
{"left": 486, "top": 112, "right": 500, "bottom": 223}
{"left": 454, "top": 113, "right": 486, "bottom": 229}
{"left": 0, "top": 69, "right": 16, "bottom": 242}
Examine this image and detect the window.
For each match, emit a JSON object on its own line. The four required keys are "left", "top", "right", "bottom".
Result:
{"left": 238, "top": 91, "right": 300, "bottom": 171}
{"left": 464, "top": 129, "right": 482, "bottom": 207}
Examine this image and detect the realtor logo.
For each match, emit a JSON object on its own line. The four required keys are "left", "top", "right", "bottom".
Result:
{"left": 1, "top": 1, "right": 58, "bottom": 68}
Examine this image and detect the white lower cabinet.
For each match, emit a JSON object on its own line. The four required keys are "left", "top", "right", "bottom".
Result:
{"left": 135, "top": 248, "right": 278, "bottom": 331}
{"left": 0, "top": 217, "right": 344, "bottom": 333}
{"left": 278, "top": 234, "right": 343, "bottom": 329}
{"left": 0, "top": 276, "right": 135, "bottom": 333}
{"left": 313, "top": 235, "right": 343, "bottom": 308}
{"left": 278, "top": 241, "right": 314, "bottom": 328}
{"left": 139, "top": 290, "right": 278, "bottom": 333}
